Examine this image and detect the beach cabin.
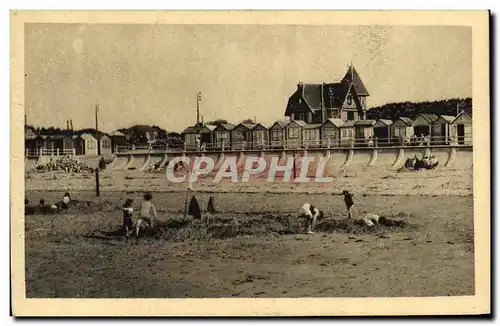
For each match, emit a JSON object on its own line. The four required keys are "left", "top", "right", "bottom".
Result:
{"left": 340, "top": 120, "right": 356, "bottom": 147}
{"left": 99, "top": 134, "right": 112, "bottom": 156}
{"left": 286, "top": 120, "right": 306, "bottom": 149}
{"left": 373, "top": 119, "right": 393, "bottom": 145}
{"left": 412, "top": 113, "right": 439, "bottom": 137}
{"left": 320, "top": 118, "right": 344, "bottom": 148}
{"left": 109, "top": 131, "right": 127, "bottom": 152}
{"left": 252, "top": 123, "right": 269, "bottom": 149}
{"left": 213, "top": 123, "right": 235, "bottom": 150}
{"left": 432, "top": 115, "right": 455, "bottom": 145}
{"left": 181, "top": 125, "right": 201, "bottom": 151}
{"left": 62, "top": 135, "right": 76, "bottom": 154}
{"left": 269, "top": 121, "right": 289, "bottom": 149}
{"left": 199, "top": 124, "right": 216, "bottom": 148}
{"left": 302, "top": 124, "right": 322, "bottom": 148}
{"left": 231, "top": 123, "right": 255, "bottom": 150}
{"left": 73, "top": 133, "right": 98, "bottom": 156}
{"left": 354, "top": 120, "right": 376, "bottom": 146}
{"left": 450, "top": 111, "right": 473, "bottom": 145}
{"left": 390, "top": 117, "right": 414, "bottom": 145}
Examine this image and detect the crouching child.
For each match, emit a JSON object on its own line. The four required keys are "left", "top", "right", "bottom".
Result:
{"left": 300, "top": 203, "right": 323, "bottom": 234}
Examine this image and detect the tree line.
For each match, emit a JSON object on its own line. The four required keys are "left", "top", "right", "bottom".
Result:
{"left": 366, "top": 98, "right": 472, "bottom": 121}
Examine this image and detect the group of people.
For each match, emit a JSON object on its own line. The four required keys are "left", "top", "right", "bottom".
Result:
{"left": 405, "top": 154, "right": 439, "bottom": 171}
{"left": 122, "top": 192, "right": 158, "bottom": 239}
{"left": 25, "top": 192, "right": 72, "bottom": 215}
{"left": 299, "top": 190, "right": 385, "bottom": 234}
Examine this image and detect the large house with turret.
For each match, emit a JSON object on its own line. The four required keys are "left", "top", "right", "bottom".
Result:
{"left": 284, "top": 65, "right": 369, "bottom": 124}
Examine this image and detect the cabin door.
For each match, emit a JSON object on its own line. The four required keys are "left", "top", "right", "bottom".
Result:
{"left": 457, "top": 124, "right": 465, "bottom": 145}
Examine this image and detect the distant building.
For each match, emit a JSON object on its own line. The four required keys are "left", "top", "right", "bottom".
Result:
{"left": 109, "top": 131, "right": 127, "bottom": 151}
{"left": 285, "top": 65, "right": 369, "bottom": 124}
{"left": 231, "top": 123, "right": 255, "bottom": 150}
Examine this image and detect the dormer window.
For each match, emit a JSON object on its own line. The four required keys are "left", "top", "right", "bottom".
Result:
{"left": 298, "top": 98, "right": 302, "bottom": 104}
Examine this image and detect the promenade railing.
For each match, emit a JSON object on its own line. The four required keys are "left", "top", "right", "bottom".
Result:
{"left": 112, "top": 135, "right": 472, "bottom": 154}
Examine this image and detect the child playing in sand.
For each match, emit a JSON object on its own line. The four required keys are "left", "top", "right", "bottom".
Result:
{"left": 122, "top": 198, "right": 134, "bottom": 239}
{"left": 136, "top": 192, "right": 158, "bottom": 237}
{"left": 300, "top": 203, "right": 322, "bottom": 234}
{"left": 342, "top": 190, "right": 355, "bottom": 219}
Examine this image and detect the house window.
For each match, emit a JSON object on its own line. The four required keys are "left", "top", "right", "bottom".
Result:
{"left": 323, "top": 128, "right": 337, "bottom": 138}
{"left": 299, "top": 113, "right": 304, "bottom": 121}
{"left": 216, "top": 132, "right": 227, "bottom": 141}
{"left": 102, "top": 138, "right": 111, "bottom": 149}
{"left": 288, "top": 127, "right": 300, "bottom": 139}
{"left": 234, "top": 131, "right": 244, "bottom": 139}
{"left": 255, "top": 130, "right": 265, "bottom": 141}
{"left": 88, "top": 140, "right": 96, "bottom": 149}
{"left": 290, "top": 113, "right": 295, "bottom": 120}
{"left": 307, "top": 112, "right": 312, "bottom": 123}
{"left": 347, "top": 111, "right": 355, "bottom": 121}
{"left": 347, "top": 95, "right": 353, "bottom": 105}
{"left": 271, "top": 129, "right": 283, "bottom": 140}
{"left": 341, "top": 129, "right": 353, "bottom": 138}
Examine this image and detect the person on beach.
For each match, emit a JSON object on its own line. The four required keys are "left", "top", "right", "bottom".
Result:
{"left": 342, "top": 190, "right": 355, "bottom": 219}
{"left": 122, "top": 198, "right": 134, "bottom": 239}
{"left": 61, "top": 192, "right": 71, "bottom": 209}
{"left": 300, "top": 203, "right": 322, "bottom": 234}
{"left": 362, "top": 213, "right": 387, "bottom": 227}
{"left": 136, "top": 192, "right": 158, "bottom": 237}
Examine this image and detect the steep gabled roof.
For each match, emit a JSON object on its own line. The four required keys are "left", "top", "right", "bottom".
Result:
{"left": 301, "top": 84, "right": 323, "bottom": 111}
{"left": 396, "top": 117, "right": 413, "bottom": 126}
{"left": 214, "top": 123, "right": 235, "bottom": 132}
{"left": 252, "top": 123, "right": 269, "bottom": 130}
{"left": 110, "top": 131, "right": 126, "bottom": 137}
{"left": 323, "top": 118, "right": 345, "bottom": 128}
{"left": 80, "top": 133, "right": 96, "bottom": 141}
{"left": 270, "top": 120, "right": 290, "bottom": 129}
{"left": 288, "top": 120, "right": 307, "bottom": 128}
{"left": 233, "top": 123, "right": 256, "bottom": 131}
{"left": 375, "top": 119, "right": 393, "bottom": 127}
{"left": 342, "top": 65, "right": 369, "bottom": 96}
{"left": 451, "top": 110, "right": 472, "bottom": 124}
{"left": 323, "top": 82, "right": 352, "bottom": 109}
{"left": 434, "top": 115, "right": 455, "bottom": 124}
{"left": 199, "top": 125, "right": 217, "bottom": 133}
{"left": 417, "top": 113, "right": 439, "bottom": 124}
{"left": 181, "top": 126, "right": 200, "bottom": 134}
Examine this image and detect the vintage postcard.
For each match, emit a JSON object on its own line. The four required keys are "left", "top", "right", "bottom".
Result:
{"left": 11, "top": 10, "right": 490, "bottom": 316}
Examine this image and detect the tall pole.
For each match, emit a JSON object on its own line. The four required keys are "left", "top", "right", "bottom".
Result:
{"left": 95, "top": 104, "right": 101, "bottom": 155}
{"left": 196, "top": 92, "right": 201, "bottom": 125}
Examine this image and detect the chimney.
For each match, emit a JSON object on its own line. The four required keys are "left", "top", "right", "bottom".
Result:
{"left": 66, "top": 120, "right": 69, "bottom": 130}
{"left": 70, "top": 120, "right": 74, "bottom": 131}
{"left": 297, "top": 81, "right": 303, "bottom": 90}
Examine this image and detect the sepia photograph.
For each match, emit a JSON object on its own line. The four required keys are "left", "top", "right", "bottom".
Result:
{"left": 11, "top": 10, "right": 490, "bottom": 316}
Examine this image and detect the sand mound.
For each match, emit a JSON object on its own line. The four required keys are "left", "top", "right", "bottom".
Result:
{"left": 88, "top": 214, "right": 413, "bottom": 242}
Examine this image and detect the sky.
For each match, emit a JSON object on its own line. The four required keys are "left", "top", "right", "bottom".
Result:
{"left": 24, "top": 24, "right": 472, "bottom": 133}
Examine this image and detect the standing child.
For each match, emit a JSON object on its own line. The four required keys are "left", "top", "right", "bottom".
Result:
{"left": 61, "top": 192, "right": 71, "bottom": 209}
{"left": 122, "top": 198, "right": 134, "bottom": 239}
{"left": 343, "top": 190, "right": 355, "bottom": 219}
{"left": 136, "top": 193, "right": 158, "bottom": 237}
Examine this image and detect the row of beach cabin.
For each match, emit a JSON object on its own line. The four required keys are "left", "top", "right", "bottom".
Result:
{"left": 182, "top": 111, "right": 473, "bottom": 151}
{"left": 24, "top": 132, "right": 122, "bottom": 156}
